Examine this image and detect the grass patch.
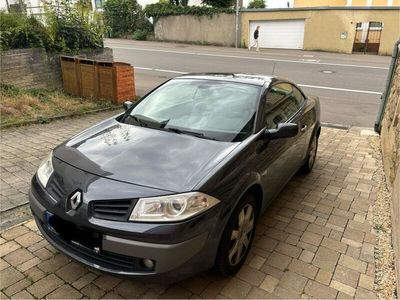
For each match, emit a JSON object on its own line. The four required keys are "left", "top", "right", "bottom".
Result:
{"left": 0, "top": 84, "right": 119, "bottom": 127}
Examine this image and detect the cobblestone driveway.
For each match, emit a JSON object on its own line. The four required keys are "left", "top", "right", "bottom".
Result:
{"left": 0, "top": 112, "right": 379, "bottom": 299}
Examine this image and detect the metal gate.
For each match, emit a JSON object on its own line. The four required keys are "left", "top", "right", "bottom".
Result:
{"left": 352, "top": 21, "right": 383, "bottom": 54}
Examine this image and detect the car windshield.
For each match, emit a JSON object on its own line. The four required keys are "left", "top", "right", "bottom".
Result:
{"left": 123, "top": 79, "right": 261, "bottom": 142}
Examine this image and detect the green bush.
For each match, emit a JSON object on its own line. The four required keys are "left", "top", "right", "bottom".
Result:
{"left": 201, "top": 0, "right": 234, "bottom": 8}
{"left": 132, "top": 29, "right": 148, "bottom": 40}
{"left": 247, "top": 0, "right": 265, "bottom": 8}
{"left": 0, "top": 3, "right": 104, "bottom": 52}
{"left": 0, "top": 12, "right": 50, "bottom": 50}
{"left": 144, "top": 2, "right": 234, "bottom": 21}
{"left": 103, "top": 0, "right": 152, "bottom": 38}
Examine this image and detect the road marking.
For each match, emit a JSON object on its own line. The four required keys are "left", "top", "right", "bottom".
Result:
{"left": 134, "top": 66, "right": 382, "bottom": 95}
{"left": 109, "top": 45, "right": 389, "bottom": 70}
{"left": 298, "top": 84, "right": 382, "bottom": 95}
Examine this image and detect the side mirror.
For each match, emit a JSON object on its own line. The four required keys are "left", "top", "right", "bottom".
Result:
{"left": 123, "top": 101, "right": 133, "bottom": 111}
{"left": 264, "top": 123, "right": 298, "bottom": 140}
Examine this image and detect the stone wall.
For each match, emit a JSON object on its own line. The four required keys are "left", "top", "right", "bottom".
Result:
{"left": 0, "top": 47, "right": 114, "bottom": 90}
{"left": 154, "top": 13, "right": 236, "bottom": 47}
{"left": 380, "top": 47, "right": 400, "bottom": 295}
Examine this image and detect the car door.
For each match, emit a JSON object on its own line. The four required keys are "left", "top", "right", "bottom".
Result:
{"left": 257, "top": 82, "right": 301, "bottom": 204}
{"left": 287, "top": 84, "right": 309, "bottom": 170}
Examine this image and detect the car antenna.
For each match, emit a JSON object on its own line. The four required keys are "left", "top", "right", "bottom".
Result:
{"left": 272, "top": 62, "right": 276, "bottom": 75}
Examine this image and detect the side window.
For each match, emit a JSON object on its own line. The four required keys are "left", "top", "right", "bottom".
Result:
{"left": 263, "top": 83, "right": 301, "bottom": 129}
{"left": 291, "top": 85, "right": 305, "bottom": 107}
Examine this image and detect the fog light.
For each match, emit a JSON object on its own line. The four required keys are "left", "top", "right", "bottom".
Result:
{"left": 142, "top": 258, "right": 154, "bottom": 269}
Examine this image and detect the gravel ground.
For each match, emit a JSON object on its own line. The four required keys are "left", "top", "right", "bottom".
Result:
{"left": 370, "top": 137, "right": 397, "bottom": 299}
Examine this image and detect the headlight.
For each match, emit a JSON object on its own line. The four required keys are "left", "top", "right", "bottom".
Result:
{"left": 37, "top": 151, "right": 54, "bottom": 187}
{"left": 129, "top": 192, "right": 220, "bottom": 222}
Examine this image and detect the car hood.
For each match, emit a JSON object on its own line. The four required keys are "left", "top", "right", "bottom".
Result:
{"left": 54, "top": 118, "right": 239, "bottom": 192}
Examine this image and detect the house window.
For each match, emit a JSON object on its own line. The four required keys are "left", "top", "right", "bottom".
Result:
{"left": 95, "top": 0, "right": 103, "bottom": 8}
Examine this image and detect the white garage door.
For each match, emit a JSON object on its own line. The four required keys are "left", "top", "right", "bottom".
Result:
{"left": 249, "top": 19, "right": 305, "bottom": 49}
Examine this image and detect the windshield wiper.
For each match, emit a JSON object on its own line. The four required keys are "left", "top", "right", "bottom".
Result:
{"left": 164, "top": 127, "right": 216, "bottom": 140}
{"left": 128, "top": 114, "right": 169, "bottom": 128}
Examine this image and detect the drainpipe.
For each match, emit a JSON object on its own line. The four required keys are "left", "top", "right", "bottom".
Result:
{"left": 374, "top": 39, "right": 400, "bottom": 133}
{"left": 235, "top": 0, "right": 240, "bottom": 48}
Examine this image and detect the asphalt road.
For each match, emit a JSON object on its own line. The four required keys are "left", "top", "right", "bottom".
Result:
{"left": 105, "top": 39, "right": 392, "bottom": 128}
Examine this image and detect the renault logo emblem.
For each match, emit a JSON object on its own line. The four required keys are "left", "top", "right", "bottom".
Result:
{"left": 69, "top": 190, "right": 82, "bottom": 210}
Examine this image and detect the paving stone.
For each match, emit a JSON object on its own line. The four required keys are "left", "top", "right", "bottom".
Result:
{"left": 26, "top": 274, "right": 63, "bottom": 298}
{"left": 249, "top": 255, "right": 266, "bottom": 270}
{"left": 236, "top": 265, "right": 265, "bottom": 286}
{"left": 307, "top": 223, "right": 331, "bottom": 237}
{"left": 298, "top": 241, "right": 318, "bottom": 253}
{"left": 299, "top": 250, "right": 315, "bottom": 263}
{"left": 255, "top": 236, "right": 278, "bottom": 252}
{"left": 46, "top": 285, "right": 83, "bottom": 299}
{"left": 315, "top": 269, "right": 333, "bottom": 285}
{"left": 3, "top": 279, "right": 31, "bottom": 297}
{"left": 114, "top": 281, "right": 147, "bottom": 298}
{"left": 321, "top": 237, "right": 347, "bottom": 253}
{"left": 200, "top": 279, "right": 228, "bottom": 298}
{"left": 92, "top": 274, "right": 122, "bottom": 291}
{"left": 16, "top": 257, "right": 41, "bottom": 272}
{"left": 261, "top": 264, "right": 285, "bottom": 279}
{"left": 301, "top": 231, "right": 323, "bottom": 246}
{"left": 81, "top": 283, "right": 106, "bottom": 299}
{"left": 0, "top": 258, "right": 10, "bottom": 271}
{"left": 24, "top": 266, "right": 46, "bottom": 282}
{"left": 1, "top": 226, "right": 29, "bottom": 240}
{"left": 333, "top": 264, "right": 360, "bottom": 288}
{"left": 359, "top": 274, "right": 374, "bottom": 290}
{"left": 338, "top": 254, "right": 367, "bottom": 273}
{"left": 330, "top": 280, "right": 356, "bottom": 296}
{"left": 55, "top": 262, "right": 87, "bottom": 283}
{"left": 4, "top": 248, "right": 35, "bottom": 266}
{"left": 102, "top": 291, "right": 124, "bottom": 299}
{"left": 37, "top": 254, "right": 70, "bottom": 273}
{"left": 265, "top": 252, "right": 292, "bottom": 271}
{"left": 305, "top": 281, "right": 338, "bottom": 299}
{"left": 10, "top": 290, "right": 34, "bottom": 299}
{"left": 0, "top": 241, "right": 21, "bottom": 257}
{"left": 355, "top": 286, "right": 377, "bottom": 298}
{"left": 259, "top": 275, "right": 279, "bottom": 293}
{"left": 245, "top": 287, "right": 275, "bottom": 299}
{"left": 33, "top": 248, "right": 53, "bottom": 261}
{"left": 312, "top": 247, "right": 340, "bottom": 272}
{"left": 178, "top": 276, "right": 210, "bottom": 295}
{"left": 295, "top": 212, "right": 316, "bottom": 223}
{"left": 275, "top": 242, "right": 302, "bottom": 258}
{"left": 72, "top": 272, "right": 98, "bottom": 290}
{"left": 278, "top": 271, "right": 308, "bottom": 294}
{"left": 220, "top": 278, "right": 251, "bottom": 299}
{"left": 14, "top": 232, "right": 42, "bottom": 248}
{"left": 273, "top": 286, "right": 301, "bottom": 299}
{"left": 289, "top": 258, "right": 318, "bottom": 279}
{"left": 0, "top": 267, "right": 24, "bottom": 289}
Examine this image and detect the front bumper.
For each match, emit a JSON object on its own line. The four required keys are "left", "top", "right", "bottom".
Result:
{"left": 29, "top": 179, "right": 222, "bottom": 281}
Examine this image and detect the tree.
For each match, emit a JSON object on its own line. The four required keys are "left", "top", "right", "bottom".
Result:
{"left": 201, "top": 0, "right": 234, "bottom": 8}
{"left": 103, "top": 0, "right": 152, "bottom": 37}
{"left": 247, "top": 0, "right": 265, "bottom": 8}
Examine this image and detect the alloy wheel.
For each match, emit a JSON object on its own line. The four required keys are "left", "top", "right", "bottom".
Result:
{"left": 308, "top": 137, "right": 317, "bottom": 169}
{"left": 228, "top": 204, "right": 255, "bottom": 266}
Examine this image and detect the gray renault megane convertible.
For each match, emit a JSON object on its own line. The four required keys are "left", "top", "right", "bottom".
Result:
{"left": 29, "top": 73, "right": 320, "bottom": 281}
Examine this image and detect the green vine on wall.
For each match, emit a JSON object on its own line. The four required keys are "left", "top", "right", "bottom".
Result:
{"left": 144, "top": 3, "right": 234, "bottom": 22}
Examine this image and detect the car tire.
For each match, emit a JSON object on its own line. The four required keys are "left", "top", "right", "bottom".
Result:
{"left": 214, "top": 194, "right": 258, "bottom": 276}
{"left": 300, "top": 134, "right": 318, "bottom": 174}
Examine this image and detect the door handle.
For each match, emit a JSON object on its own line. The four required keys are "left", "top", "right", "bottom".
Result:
{"left": 301, "top": 125, "right": 307, "bottom": 132}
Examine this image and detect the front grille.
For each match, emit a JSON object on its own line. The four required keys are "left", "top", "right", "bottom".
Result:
{"left": 41, "top": 214, "right": 151, "bottom": 272}
{"left": 91, "top": 199, "right": 135, "bottom": 221}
